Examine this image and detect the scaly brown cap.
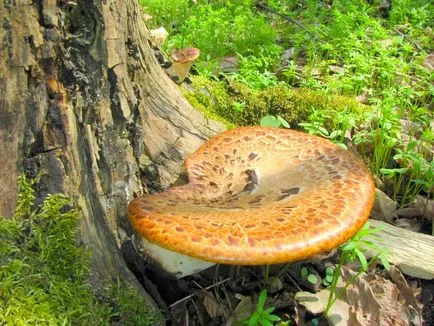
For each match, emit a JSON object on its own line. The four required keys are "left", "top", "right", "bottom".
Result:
{"left": 129, "top": 127, "right": 375, "bottom": 265}
{"left": 171, "top": 47, "right": 200, "bottom": 63}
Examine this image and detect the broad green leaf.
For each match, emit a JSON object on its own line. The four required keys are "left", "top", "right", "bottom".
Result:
{"left": 307, "top": 274, "right": 318, "bottom": 284}
{"left": 326, "top": 267, "right": 335, "bottom": 275}
{"left": 264, "top": 307, "right": 276, "bottom": 314}
{"left": 300, "top": 267, "right": 308, "bottom": 279}
{"left": 355, "top": 248, "right": 368, "bottom": 271}
{"left": 318, "top": 126, "right": 329, "bottom": 135}
{"left": 379, "top": 253, "right": 391, "bottom": 271}
{"left": 329, "top": 130, "right": 342, "bottom": 139}
{"left": 248, "top": 311, "right": 260, "bottom": 326}
{"left": 267, "top": 314, "right": 281, "bottom": 322}
{"left": 260, "top": 115, "right": 281, "bottom": 128}
{"left": 277, "top": 115, "right": 290, "bottom": 128}
{"left": 261, "top": 319, "right": 274, "bottom": 326}
{"left": 406, "top": 140, "right": 417, "bottom": 151}
{"left": 257, "top": 289, "right": 267, "bottom": 312}
{"left": 342, "top": 242, "right": 356, "bottom": 251}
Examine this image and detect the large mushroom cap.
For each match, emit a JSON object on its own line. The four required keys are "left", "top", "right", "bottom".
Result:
{"left": 129, "top": 127, "right": 375, "bottom": 265}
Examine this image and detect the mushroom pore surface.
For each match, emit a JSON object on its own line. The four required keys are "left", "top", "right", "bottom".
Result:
{"left": 129, "top": 127, "right": 375, "bottom": 265}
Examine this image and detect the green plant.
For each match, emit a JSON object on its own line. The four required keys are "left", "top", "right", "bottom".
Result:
{"left": 108, "top": 279, "right": 161, "bottom": 326}
{"left": 353, "top": 107, "right": 401, "bottom": 183}
{"left": 322, "top": 267, "right": 335, "bottom": 287}
{"left": 138, "top": 0, "right": 192, "bottom": 34}
{"left": 298, "top": 121, "right": 348, "bottom": 149}
{"left": 227, "top": 46, "right": 283, "bottom": 90}
{"left": 241, "top": 289, "right": 281, "bottom": 326}
{"left": 260, "top": 115, "right": 290, "bottom": 128}
{"left": 380, "top": 140, "right": 432, "bottom": 206}
{"left": 300, "top": 267, "right": 319, "bottom": 285}
{"left": 324, "top": 222, "right": 391, "bottom": 317}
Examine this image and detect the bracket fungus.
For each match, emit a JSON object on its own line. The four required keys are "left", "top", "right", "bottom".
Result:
{"left": 166, "top": 47, "right": 200, "bottom": 83}
{"left": 129, "top": 127, "right": 375, "bottom": 277}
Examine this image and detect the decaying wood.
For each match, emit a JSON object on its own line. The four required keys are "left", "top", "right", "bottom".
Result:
{"left": 0, "top": 0, "right": 224, "bottom": 313}
{"left": 367, "top": 219, "right": 434, "bottom": 280}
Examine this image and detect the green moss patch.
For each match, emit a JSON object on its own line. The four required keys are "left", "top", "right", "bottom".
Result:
{"left": 185, "top": 75, "right": 368, "bottom": 129}
{"left": 0, "top": 175, "right": 161, "bottom": 325}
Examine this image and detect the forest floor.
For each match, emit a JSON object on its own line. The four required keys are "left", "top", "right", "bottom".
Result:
{"left": 1, "top": 1, "right": 432, "bottom": 325}
{"left": 139, "top": 0, "right": 433, "bottom": 325}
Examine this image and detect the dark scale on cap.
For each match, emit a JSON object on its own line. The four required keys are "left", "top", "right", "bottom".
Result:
{"left": 227, "top": 236, "right": 239, "bottom": 246}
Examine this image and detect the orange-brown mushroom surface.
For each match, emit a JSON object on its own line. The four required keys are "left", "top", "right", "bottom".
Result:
{"left": 129, "top": 127, "right": 375, "bottom": 265}
{"left": 171, "top": 47, "right": 200, "bottom": 63}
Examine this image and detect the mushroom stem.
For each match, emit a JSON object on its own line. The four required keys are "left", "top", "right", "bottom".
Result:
{"left": 166, "top": 47, "right": 200, "bottom": 83}
{"left": 264, "top": 264, "right": 270, "bottom": 283}
{"left": 166, "top": 61, "right": 195, "bottom": 83}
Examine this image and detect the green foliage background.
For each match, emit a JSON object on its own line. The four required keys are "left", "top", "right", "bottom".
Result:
{"left": 142, "top": 0, "right": 433, "bottom": 207}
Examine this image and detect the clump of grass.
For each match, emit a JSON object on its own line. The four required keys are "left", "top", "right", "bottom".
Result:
{"left": 0, "top": 174, "right": 161, "bottom": 325}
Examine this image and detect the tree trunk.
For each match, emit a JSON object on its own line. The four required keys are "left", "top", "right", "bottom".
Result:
{"left": 0, "top": 0, "right": 224, "bottom": 312}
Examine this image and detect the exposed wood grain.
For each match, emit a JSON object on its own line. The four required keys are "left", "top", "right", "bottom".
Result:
{"left": 368, "top": 219, "right": 434, "bottom": 279}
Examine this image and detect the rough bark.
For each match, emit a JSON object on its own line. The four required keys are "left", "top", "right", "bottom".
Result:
{"left": 0, "top": 0, "right": 224, "bottom": 311}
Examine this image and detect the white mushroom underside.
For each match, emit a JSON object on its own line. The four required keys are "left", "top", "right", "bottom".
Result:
{"left": 134, "top": 233, "right": 215, "bottom": 278}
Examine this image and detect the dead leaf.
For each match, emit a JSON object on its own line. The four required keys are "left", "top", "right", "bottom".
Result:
{"left": 329, "top": 65, "right": 345, "bottom": 74}
{"left": 310, "top": 68, "right": 321, "bottom": 77}
{"left": 225, "top": 294, "right": 253, "bottom": 326}
{"left": 296, "top": 266, "right": 423, "bottom": 325}
{"left": 379, "top": 39, "right": 394, "bottom": 48}
{"left": 150, "top": 27, "right": 168, "bottom": 47}
{"left": 342, "top": 268, "right": 384, "bottom": 325}
{"left": 295, "top": 290, "right": 350, "bottom": 326}
{"left": 371, "top": 188, "right": 397, "bottom": 222}
{"left": 389, "top": 266, "right": 423, "bottom": 325}
{"left": 398, "top": 195, "right": 434, "bottom": 222}
{"left": 141, "top": 12, "right": 153, "bottom": 22}
{"left": 355, "top": 93, "right": 369, "bottom": 104}
{"left": 393, "top": 217, "right": 421, "bottom": 232}
{"left": 202, "top": 291, "right": 222, "bottom": 318}
{"left": 423, "top": 52, "right": 434, "bottom": 71}
{"left": 281, "top": 48, "right": 296, "bottom": 62}
{"left": 342, "top": 267, "right": 419, "bottom": 326}
{"left": 219, "top": 56, "right": 238, "bottom": 73}
{"left": 268, "top": 276, "right": 283, "bottom": 293}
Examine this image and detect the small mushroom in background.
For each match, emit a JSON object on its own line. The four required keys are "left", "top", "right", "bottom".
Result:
{"left": 129, "top": 127, "right": 375, "bottom": 278}
{"left": 165, "top": 47, "right": 200, "bottom": 83}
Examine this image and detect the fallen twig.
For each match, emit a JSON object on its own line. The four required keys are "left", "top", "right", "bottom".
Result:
{"left": 256, "top": 2, "right": 312, "bottom": 35}
{"left": 392, "top": 27, "right": 422, "bottom": 51}
{"left": 168, "top": 277, "right": 232, "bottom": 308}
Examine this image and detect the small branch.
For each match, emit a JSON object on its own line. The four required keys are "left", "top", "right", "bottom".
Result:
{"left": 256, "top": 2, "right": 312, "bottom": 35}
{"left": 168, "top": 277, "right": 232, "bottom": 308}
{"left": 392, "top": 27, "right": 422, "bottom": 51}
